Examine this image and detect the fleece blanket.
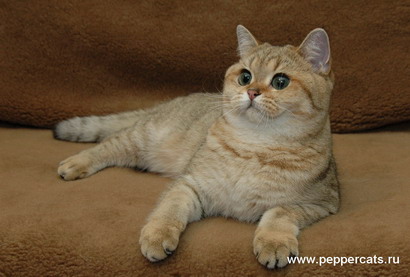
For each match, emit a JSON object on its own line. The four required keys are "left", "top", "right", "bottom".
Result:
{"left": 0, "top": 0, "right": 409, "bottom": 132}
{"left": 0, "top": 122, "right": 409, "bottom": 276}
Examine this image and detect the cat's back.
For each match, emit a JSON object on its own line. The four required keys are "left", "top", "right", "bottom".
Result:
{"left": 148, "top": 93, "right": 222, "bottom": 128}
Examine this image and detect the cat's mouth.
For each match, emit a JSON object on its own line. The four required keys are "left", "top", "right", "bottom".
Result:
{"left": 245, "top": 99, "right": 284, "bottom": 121}
{"left": 247, "top": 100, "right": 261, "bottom": 112}
{"left": 244, "top": 101, "right": 265, "bottom": 119}
{"left": 247, "top": 99, "right": 259, "bottom": 109}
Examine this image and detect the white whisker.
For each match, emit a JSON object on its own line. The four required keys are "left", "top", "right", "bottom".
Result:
{"left": 275, "top": 103, "right": 297, "bottom": 117}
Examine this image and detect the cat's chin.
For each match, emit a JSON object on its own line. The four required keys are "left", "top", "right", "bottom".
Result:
{"left": 245, "top": 106, "right": 267, "bottom": 124}
{"left": 244, "top": 106, "right": 281, "bottom": 124}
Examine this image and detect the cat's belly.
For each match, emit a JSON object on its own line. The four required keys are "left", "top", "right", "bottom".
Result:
{"left": 195, "top": 170, "right": 295, "bottom": 223}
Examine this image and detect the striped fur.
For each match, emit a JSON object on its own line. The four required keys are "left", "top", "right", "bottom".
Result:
{"left": 56, "top": 26, "right": 339, "bottom": 269}
{"left": 53, "top": 110, "right": 146, "bottom": 142}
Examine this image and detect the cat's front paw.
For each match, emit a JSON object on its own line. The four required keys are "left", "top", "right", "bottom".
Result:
{"left": 58, "top": 153, "right": 95, "bottom": 181}
{"left": 253, "top": 228, "right": 299, "bottom": 269}
{"left": 139, "top": 220, "right": 181, "bottom": 262}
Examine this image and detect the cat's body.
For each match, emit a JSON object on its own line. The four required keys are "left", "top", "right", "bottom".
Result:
{"left": 55, "top": 93, "right": 222, "bottom": 177}
{"left": 54, "top": 25, "right": 339, "bottom": 269}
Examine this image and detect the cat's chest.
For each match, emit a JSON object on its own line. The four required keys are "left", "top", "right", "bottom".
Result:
{"left": 188, "top": 121, "right": 326, "bottom": 221}
{"left": 190, "top": 139, "right": 305, "bottom": 222}
{"left": 225, "top": 173, "right": 290, "bottom": 217}
{"left": 200, "top": 123, "right": 320, "bottom": 185}
{"left": 193, "top": 157, "right": 294, "bottom": 222}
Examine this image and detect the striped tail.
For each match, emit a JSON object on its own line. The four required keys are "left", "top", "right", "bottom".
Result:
{"left": 53, "top": 110, "right": 144, "bottom": 142}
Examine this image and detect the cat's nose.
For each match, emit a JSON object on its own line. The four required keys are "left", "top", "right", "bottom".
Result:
{"left": 247, "top": 89, "right": 261, "bottom": 101}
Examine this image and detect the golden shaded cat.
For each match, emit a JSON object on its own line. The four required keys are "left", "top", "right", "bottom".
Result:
{"left": 54, "top": 25, "right": 339, "bottom": 269}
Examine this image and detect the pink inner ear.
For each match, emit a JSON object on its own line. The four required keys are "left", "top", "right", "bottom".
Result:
{"left": 300, "top": 29, "right": 331, "bottom": 74}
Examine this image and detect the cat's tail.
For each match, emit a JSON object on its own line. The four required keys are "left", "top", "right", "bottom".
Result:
{"left": 53, "top": 110, "right": 144, "bottom": 142}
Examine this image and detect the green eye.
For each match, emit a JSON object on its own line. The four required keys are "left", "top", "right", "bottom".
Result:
{"left": 238, "top": 70, "right": 252, "bottom": 86}
{"left": 271, "top": 73, "right": 290, "bottom": 90}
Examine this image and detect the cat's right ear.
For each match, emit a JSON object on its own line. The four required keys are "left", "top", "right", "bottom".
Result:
{"left": 236, "top": 25, "right": 259, "bottom": 58}
{"left": 298, "top": 28, "right": 331, "bottom": 74}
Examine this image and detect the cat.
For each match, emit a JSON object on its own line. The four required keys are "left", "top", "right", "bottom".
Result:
{"left": 54, "top": 25, "right": 339, "bottom": 269}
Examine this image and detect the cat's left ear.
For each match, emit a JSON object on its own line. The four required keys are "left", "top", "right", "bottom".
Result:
{"left": 298, "top": 28, "right": 331, "bottom": 74}
{"left": 236, "top": 25, "right": 259, "bottom": 58}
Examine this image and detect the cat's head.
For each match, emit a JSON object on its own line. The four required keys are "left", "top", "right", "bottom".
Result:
{"left": 223, "top": 25, "right": 334, "bottom": 134}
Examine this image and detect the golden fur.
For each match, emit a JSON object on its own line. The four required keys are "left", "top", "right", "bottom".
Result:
{"left": 54, "top": 25, "right": 339, "bottom": 269}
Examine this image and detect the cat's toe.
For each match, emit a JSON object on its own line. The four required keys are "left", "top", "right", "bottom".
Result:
{"left": 253, "top": 229, "right": 298, "bottom": 269}
{"left": 139, "top": 221, "right": 180, "bottom": 262}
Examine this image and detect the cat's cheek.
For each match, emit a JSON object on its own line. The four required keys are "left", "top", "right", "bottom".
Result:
{"left": 241, "top": 93, "right": 252, "bottom": 109}
{"left": 228, "top": 92, "right": 252, "bottom": 115}
{"left": 283, "top": 100, "right": 315, "bottom": 118}
{"left": 222, "top": 81, "right": 241, "bottom": 96}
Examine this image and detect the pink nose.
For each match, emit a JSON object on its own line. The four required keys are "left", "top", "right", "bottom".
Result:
{"left": 247, "top": 89, "right": 261, "bottom": 100}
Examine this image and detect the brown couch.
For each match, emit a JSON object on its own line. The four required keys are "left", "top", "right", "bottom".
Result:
{"left": 1, "top": 1, "right": 409, "bottom": 276}
{"left": 1, "top": 1, "right": 409, "bottom": 132}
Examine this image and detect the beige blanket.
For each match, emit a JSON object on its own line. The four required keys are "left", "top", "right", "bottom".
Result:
{"left": 0, "top": 122, "right": 409, "bottom": 275}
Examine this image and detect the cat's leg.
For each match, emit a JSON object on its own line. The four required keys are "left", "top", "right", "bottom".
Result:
{"left": 253, "top": 204, "right": 331, "bottom": 269}
{"left": 139, "top": 177, "right": 202, "bottom": 262}
{"left": 58, "top": 127, "right": 143, "bottom": 181}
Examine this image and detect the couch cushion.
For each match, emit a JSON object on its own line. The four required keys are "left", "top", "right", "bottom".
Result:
{"left": 0, "top": 123, "right": 409, "bottom": 276}
{"left": 0, "top": 1, "right": 409, "bottom": 132}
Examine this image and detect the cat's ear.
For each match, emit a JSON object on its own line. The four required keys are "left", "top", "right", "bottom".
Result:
{"left": 236, "top": 25, "right": 259, "bottom": 58}
{"left": 298, "top": 28, "right": 331, "bottom": 74}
